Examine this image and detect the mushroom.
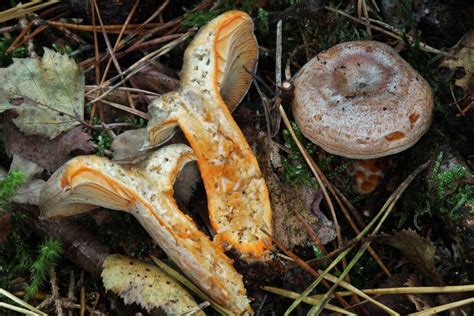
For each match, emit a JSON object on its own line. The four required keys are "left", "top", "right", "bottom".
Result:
{"left": 144, "top": 11, "right": 272, "bottom": 260}
{"left": 40, "top": 144, "right": 252, "bottom": 314}
{"left": 292, "top": 41, "right": 433, "bottom": 192}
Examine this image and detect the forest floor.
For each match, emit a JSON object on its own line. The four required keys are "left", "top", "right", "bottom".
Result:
{"left": 0, "top": 0, "right": 473, "bottom": 315}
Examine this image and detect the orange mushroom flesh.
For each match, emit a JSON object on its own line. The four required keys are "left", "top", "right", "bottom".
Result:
{"left": 145, "top": 11, "right": 272, "bottom": 261}
{"left": 40, "top": 144, "right": 252, "bottom": 314}
{"left": 347, "top": 159, "right": 385, "bottom": 194}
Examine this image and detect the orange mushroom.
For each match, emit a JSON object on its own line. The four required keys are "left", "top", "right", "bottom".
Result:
{"left": 40, "top": 144, "right": 252, "bottom": 314}
{"left": 144, "top": 11, "right": 272, "bottom": 260}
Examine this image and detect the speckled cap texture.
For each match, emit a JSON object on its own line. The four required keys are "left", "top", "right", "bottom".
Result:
{"left": 292, "top": 41, "right": 433, "bottom": 159}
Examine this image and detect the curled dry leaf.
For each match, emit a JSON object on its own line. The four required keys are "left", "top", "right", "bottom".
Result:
{"left": 4, "top": 114, "right": 94, "bottom": 173}
{"left": 102, "top": 254, "right": 205, "bottom": 315}
{"left": 441, "top": 30, "right": 474, "bottom": 94}
{"left": 255, "top": 133, "right": 336, "bottom": 248}
{"left": 0, "top": 48, "right": 84, "bottom": 139}
{"left": 380, "top": 229, "right": 443, "bottom": 285}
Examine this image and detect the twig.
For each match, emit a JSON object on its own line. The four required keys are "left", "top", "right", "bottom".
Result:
{"left": 50, "top": 268, "right": 63, "bottom": 316}
{"left": 85, "top": 32, "right": 193, "bottom": 105}
{"left": 67, "top": 271, "right": 74, "bottom": 316}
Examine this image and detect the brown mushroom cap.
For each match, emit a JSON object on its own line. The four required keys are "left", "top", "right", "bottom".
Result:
{"left": 292, "top": 41, "right": 433, "bottom": 159}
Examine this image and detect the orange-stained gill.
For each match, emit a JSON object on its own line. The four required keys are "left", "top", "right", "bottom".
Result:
{"left": 145, "top": 11, "right": 272, "bottom": 261}
{"left": 40, "top": 144, "right": 252, "bottom": 314}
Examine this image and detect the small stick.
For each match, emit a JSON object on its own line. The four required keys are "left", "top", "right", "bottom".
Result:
{"left": 50, "top": 268, "right": 63, "bottom": 316}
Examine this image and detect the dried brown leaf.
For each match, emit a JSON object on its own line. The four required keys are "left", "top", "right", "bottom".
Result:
{"left": 4, "top": 114, "right": 94, "bottom": 173}
{"left": 255, "top": 133, "right": 336, "bottom": 248}
{"left": 381, "top": 229, "right": 442, "bottom": 284}
{"left": 440, "top": 31, "right": 474, "bottom": 94}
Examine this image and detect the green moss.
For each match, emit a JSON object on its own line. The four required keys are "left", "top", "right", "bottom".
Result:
{"left": 0, "top": 170, "right": 24, "bottom": 210}
{"left": 281, "top": 122, "right": 316, "bottom": 187}
{"left": 0, "top": 37, "right": 26, "bottom": 67}
{"left": 25, "top": 238, "right": 62, "bottom": 299}
{"left": 182, "top": 11, "right": 220, "bottom": 28}
{"left": 427, "top": 152, "right": 473, "bottom": 218}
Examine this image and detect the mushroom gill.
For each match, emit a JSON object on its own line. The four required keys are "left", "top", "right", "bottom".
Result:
{"left": 145, "top": 11, "right": 272, "bottom": 261}
{"left": 40, "top": 144, "right": 252, "bottom": 314}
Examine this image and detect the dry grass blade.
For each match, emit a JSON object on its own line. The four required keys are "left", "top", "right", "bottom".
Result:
{"left": 278, "top": 104, "right": 390, "bottom": 276}
{"left": 0, "top": 289, "right": 46, "bottom": 315}
{"left": 0, "top": 0, "right": 60, "bottom": 23}
{"left": 149, "top": 257, "right": 232, "bottom": 316}
{"left": 309, "top": 284, "right": 474, "bottom": 298}
{"left": 408, "top": 297, "right": 474, "bottom": 316}
{"left": 324, "top": 6, "right": 452, "bottom": 57}
{"left": 85, "top": 31, "right": 193, "bottom": 104}
{"left": 307, "top": 162, "right": 430, "bottom": 315}
{"left": 85, "top": 97, "right": 149, "bottom": 120}
{"left": 262, "top": 286, "right": 356, "bottom": 315}
{"left": 278, "top": 105, "right": 343, "bottom": 262}
{"left": 284, "top": 162, "right": 429, "bottom": 315}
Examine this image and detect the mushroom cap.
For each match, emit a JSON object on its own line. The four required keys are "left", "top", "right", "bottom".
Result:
{"left": 292, "top": 41, "right": 433, "bottom": 159}
{"left": 181, "top": 10, "right": 258, "bottom": 112}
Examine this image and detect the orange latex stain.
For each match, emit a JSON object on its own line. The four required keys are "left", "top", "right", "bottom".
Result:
{"left": 348, "top": 159, "right": 385, "bottom": 194}
{"left": 409, "top": 112, "right": 420, "bottom": 128}
{"left": 384, "top": 131, "right": 406, "bottom": 141}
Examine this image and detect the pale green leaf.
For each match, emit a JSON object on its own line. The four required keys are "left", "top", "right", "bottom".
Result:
{"left": 102, "top": 254, "right": 205, "bottom": 315}
{"left": 0, "top": 48, "right": 84, "bottom": 139}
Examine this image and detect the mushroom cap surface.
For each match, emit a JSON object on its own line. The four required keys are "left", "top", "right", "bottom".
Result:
{"left": 292, "top": 41, "right": 433, "bottom": 159}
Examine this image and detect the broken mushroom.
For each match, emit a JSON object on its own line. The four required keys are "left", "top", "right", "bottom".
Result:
{"left": 40, "top": 144, "right": 252, "bottom": 314}
{"left": 292, "top": 41, "right": 433, "bottom": 193}
{"left": 144, "top": 11, "right": 272, "bottom": 260}
{"left": 293, "top": 40, "right": 433, "bottom": 160}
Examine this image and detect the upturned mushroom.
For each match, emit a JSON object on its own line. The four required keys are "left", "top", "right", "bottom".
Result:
{"left": 40, "top": 144, "right": 252, "bottom": 314}
{"left": 292, "top": 41, "right": 433, "bottom": 192}
{"left": 144, "top": 11, "right": 272, "bottom": 260}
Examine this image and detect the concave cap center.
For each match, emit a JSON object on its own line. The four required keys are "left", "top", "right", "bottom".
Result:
{"left": 332, "top": 55, "right": 392, "bottom": 97}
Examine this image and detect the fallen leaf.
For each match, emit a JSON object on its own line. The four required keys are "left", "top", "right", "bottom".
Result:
{"left": 4, "top": 113, "right": 94, "bottom": 172}
{"left": 404, "top": 274, "right": 435, "bottom": 312}
{"left": 111, "top": 128, "right": 148, "bottom": 163}
{"left": 255, "top": 133, "right": 336, "bottom": 248}
{"left": 0, "top": 48, "right": 84, "bottom": 138}
{"left": 440, "top": 30, "right": 474, "bottom": 94}
{"left": 101, "top": 254, "right": 205, "bottom": 315}
{"left": 0, "top": 212, "right": 11, "bottom": 243}
{"left": 380, "top": 229, "right": 443, "bottom": 285}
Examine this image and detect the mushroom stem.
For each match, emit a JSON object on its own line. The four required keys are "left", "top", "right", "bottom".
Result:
{"left": 40, "top": 144, "right": 251, "bottom": 314}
